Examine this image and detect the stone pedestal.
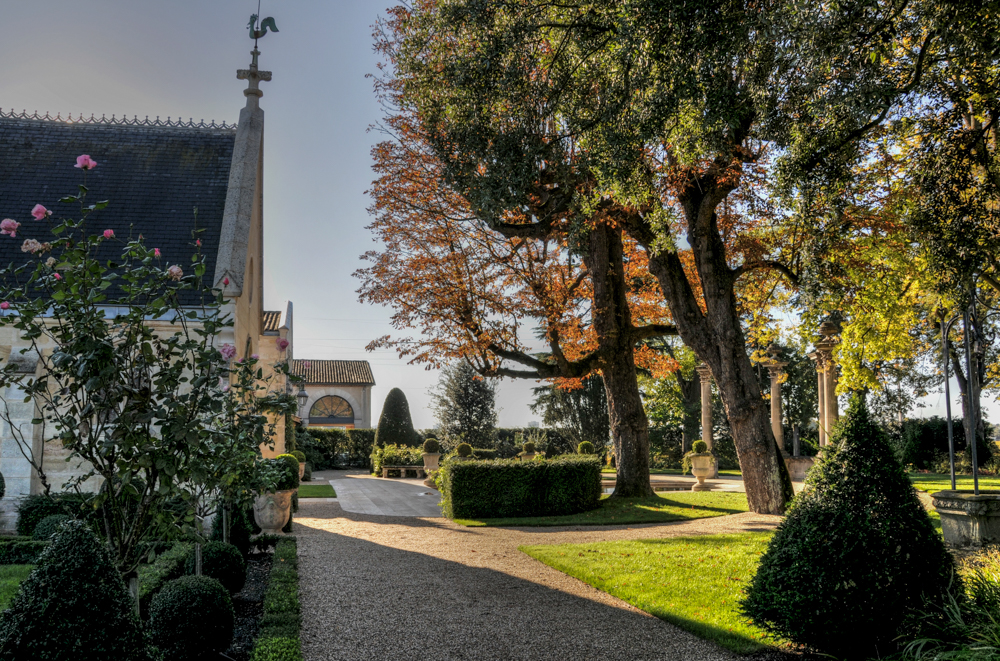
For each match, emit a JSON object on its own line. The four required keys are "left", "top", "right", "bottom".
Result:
{"left": 696, "top": 364, "right": 718, "bottom": 478}
{"left": 932, "top": 490, "right": 1000, "bottom": 547}
{"left": 784, "top": 456, "right": 815, "bottom": 482}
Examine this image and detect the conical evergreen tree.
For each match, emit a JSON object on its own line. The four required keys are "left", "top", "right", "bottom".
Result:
{"left": 741, "top": 395, "right": 956, "bottom": 659}
{"left": 374, "top": 387, "right": 420, "bottom": 447}
{"left": 0, "top": 519, "right": 147, "bottom": 660}
{"left": 432, "top": 361, "right": 498, "bottom": 448}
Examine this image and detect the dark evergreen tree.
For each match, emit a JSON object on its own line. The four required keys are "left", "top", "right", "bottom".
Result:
{"left": 374, "top": 387, "right": 420, "bottom": 447}
{"left": 741, "top": 395, "right": 956, "bottom": 659}
{"left": 0, "top": 520, "right": 147, "bottom": 660}
{"left": 432, "top": 361, "right": 498, "bottom": 448}
{"left": 531, "top": 374, "right": 609, "bottom": 454}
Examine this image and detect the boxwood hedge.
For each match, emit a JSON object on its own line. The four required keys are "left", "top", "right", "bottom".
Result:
{"left": 438, "top": 455, "right": 602, "bottom": 519}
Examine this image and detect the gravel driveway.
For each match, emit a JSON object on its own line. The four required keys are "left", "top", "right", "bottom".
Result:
{"left": 295, "top": 492, "right": 783, "bottom": 661}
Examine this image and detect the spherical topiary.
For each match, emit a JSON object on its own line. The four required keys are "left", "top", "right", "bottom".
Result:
{"left": 149, "top": 575, "right": 235, "bottom": 660}
{"left": 184, "top": 541, "right": 247, "bottom": 594}
{"left": 577, "top": 441, "right": 595, "bottom": 455}
{"left": 522, "top": 441, "right": 536, "bottom": 454}
{"left": 691, "top": 439, "right": 708, "bottom": 453}
{"left": 740, "top": 396, "right": 956, "bottom": 659}
{"left": 273, "top": 454, "right": 301, "bottom": 490}
{"left": 374, "top": 388, "right": 420, "bottom": 447}
{"left": 210, "top": 507, "right": 257, "bottom": 557}
{"left": 0, "top": 520, "right": 147, "bottom": 659}
{"left": 456, "top": 443, "right": 472, "bottom": 458}
{"left": 32, "top": 514, "right": 70, "bottom": 540}
{"left": 290, "top": 450, "right": 306, "bottom": 463}
{"left": 423, "top": 438, "right": 440, "bottom": 454}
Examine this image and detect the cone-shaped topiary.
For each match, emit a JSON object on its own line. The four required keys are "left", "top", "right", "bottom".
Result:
{"left": 741, "top": 395, "right": 956, "bottom": 659}
{"left": 149, "top": 575, "right": 234, "bottom": 660}
{"left": 374, "top": 388, "right": 420, "bottom": 447}
{"left": 0, "top": 519, "right": 147, "bottom": 659}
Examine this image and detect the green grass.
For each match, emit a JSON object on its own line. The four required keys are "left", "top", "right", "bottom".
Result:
{"left": 908, "top": 473, "right": 1000, "bottom": 494}
{"left": 297, "top": 484, "right": 336, "bottom": 498}
{"left": 453, "top": 491, "right": 749, "bottom": 527}
{"left": 0, "top": 565, "right": 32, "bottom": 610}
{"left": 522, "top": 532, "right": 775, "bottom": 654}
{"left": 601, "top": 468, "right": 742, "bottom": 476}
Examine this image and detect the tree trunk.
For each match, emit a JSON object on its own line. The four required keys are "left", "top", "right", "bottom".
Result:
{"left": 676, "top": 371, "right": 701, "bottom": 453}
{"left": 951, "top": 349, "right": 987, "bottom": 456}
{"left": 585, "top": 223, "right": 654, "bottom": 498}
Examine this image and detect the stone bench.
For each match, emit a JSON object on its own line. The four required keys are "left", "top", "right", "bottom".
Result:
{"left": 382, "top": 465, "right": 426, "bottom": 479}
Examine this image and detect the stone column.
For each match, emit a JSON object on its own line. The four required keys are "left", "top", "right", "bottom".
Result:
{"left": 765, "top": 344, "right": 787, "bottom": 452}
{"left": 809, "top": 349, "right": 827, "bottom": 446}
{"left": 695, "top": 364, "right": 717, "bottom": 478}
{"left": 818, "top": 321, "right": 841, "bottom": 441}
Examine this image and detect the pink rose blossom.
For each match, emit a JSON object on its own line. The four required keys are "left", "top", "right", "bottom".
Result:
{"left": 1, "top": 219, "right": 20, "bottom": 237}
{"left": 222, "top": 383, "right": 230, "bottom": 392}
{"left": 0, "top": 302, "right": 9, "bottom": 310}
{"left": 251, "top": 353, "right": 259, "bottom": 360}
{"left": 154, "top": 248, "right": 161, "bottom": 258}
{"left": 31, "top": 204, "right": 49, "bottom": 220}
{"left": 74, "top": 154, "right": 97, "bottom": 170}
{"left": 166, "top": 265, "right": 183, "bottom": 281}
{"left": 195, "top": 239, "right": 202, "bottom": 247}
{"left": 223, "top": 277, "right": 230, "bottom": 286}
{"left": 302, "top": 361, "right": 311, "bottom": 370}
{"left": 276, "top": 338, "right": 289, "bottom": 351}
{"left": 53, "top": 273, "right": 62, "bottom": 281}
{"left": 21, "top": 239, "right": 43, "bottom": 254}
{"left": 103, "top": 229, "right": 114, "bottom": 239}
{"left": 220, "top": 343, "right": 237, "bottom": 360}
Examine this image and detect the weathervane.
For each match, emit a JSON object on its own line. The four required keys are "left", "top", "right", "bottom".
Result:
{"left": 247, "top": 13, "right": 278, "bottom": 47}
{"left": 238, "top": 10, "right": 277, "bottom": 107}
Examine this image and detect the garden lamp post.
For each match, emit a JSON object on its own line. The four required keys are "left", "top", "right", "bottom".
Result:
{"left": 297, "top": 383, "right": 309, "bottom": 423}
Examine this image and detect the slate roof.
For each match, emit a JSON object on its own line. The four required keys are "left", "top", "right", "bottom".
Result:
{"left": 0, "top": 117, "right": 236, "bottom": 306}
{"left": 290, "top": 359, "right": 376, "bottom": 386}
{"left": 262, "top": 310, "right": 281, "bottom": 334}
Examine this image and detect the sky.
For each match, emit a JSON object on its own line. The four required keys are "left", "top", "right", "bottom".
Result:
{"left": 0, "top": 0, "right": 543, "bottom": 429}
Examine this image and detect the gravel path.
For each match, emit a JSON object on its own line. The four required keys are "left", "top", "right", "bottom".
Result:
{"left": 295, "top": 497, "right": 783, "bottom": 661}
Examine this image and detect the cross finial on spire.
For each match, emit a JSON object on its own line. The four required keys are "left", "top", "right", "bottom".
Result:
{"left": 237, "top": 48, "right": 272, "bottom": 108}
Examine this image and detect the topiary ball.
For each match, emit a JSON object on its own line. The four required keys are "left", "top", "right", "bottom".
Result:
{"left": 149, "top": 575, "right": 235, "bottom": 660}
{"left": 0, "top": 520, "right": 147, "bottom": 659}
{"left": 577, "top": 441, "right": 595, "bottom": 455}
{"left": 185, "top": 541, "right": 247, "bottom": 594}
{"left": 522, "top": 441, "right": 536, "bottom": 454}
{"left": 32, "top": 514, "right": 70, "bottom": 540}
{"left": 740, "top": 395, "right": 956, "bottom": 659}
{"left": 290, "top": 450, "right": 306, "bottom": 463}
{"left": 275, "top": 454, "right": 301, "bottom": 490}
{"left": 456, "top": 443, "right": 472, "bottom": 458}
{"left": 423, "top": 438, "right": 440, "bottom": 454}
{"left": 691, "top": 440, "right": 708, "bottom": 453}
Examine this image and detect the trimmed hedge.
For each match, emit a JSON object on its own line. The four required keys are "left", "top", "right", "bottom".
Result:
{"left": 374, "top": 388, "right": 421, "bottom": 448}
{"left": 372, "top": 444, "right": 424, "bottom": 475}
{"left": 138, "top": 542, "right": 192, "bottom": 615}
{"left": 471, "top": 448, "right": 498, "bottom": 460}
{"left": 0, "top": 541, "right": 49, "bottom": 565}
{"left": 32, "top": 514, "right": 70, "bottom": 541}
{"left": 299, "top": 428, "right": 376, "bottom": 470}
{"left": 149, "top": 575, "right": 234, "bottom": 660}
{"left": 15, "top": 493, "right": 92, "bottom": 537}
{"left": 439, "top": 455, "right": 602, "bottom": 519}
{"left": 251, "top": 537, "right": 301, "bottom": 661}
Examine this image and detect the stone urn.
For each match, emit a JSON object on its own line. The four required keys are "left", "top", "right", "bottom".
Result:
{"left": 253, "top": 489, "right": 296, "bottom": 534}
{"left": 298, "top": 462, "right": 306, "bottom": 480}
{"left": 422, "top": 452, "right": 441, "bottom": 471}
{"left": 521, "top": 453, "right": 536, "bottom": 461}
{"left": 931, "top": 490, "right": 1000, "bottom": 547}
{"left": 784, "top": 456, "right": 815, "bottom": 482}
{"left": 690, "top": 454, "right": 715, "bottom": 492}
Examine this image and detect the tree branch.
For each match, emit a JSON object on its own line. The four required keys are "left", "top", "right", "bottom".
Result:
{"left": 732, "top": 260, "right": 800, "bottom": 286}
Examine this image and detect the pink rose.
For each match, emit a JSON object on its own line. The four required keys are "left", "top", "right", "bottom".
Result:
{"left": 0, "top": 302, "right": 9, "bottom": 310}
{"left": 166, "top": 265, "right": 183, "bottom": 281}
{"left": 302, "top": 361, "right": 311, "bottom": 370}
{"left": 74, "top": 154, "right": 97, "bottom": 170}
{"left": 21, "top": 239, "right": 43, "bottom": 254}
{"left": 223, "top": 277, "right": 230, "bottom": 286}
{"left": 251, "top": 353, "right": 259, "bottom": 360}
{"left": 220, "top": 343, "right": 237, "bottom": 360}
{"left": 276, "top": 338, "right": 289, "bottom": 351}
{"left": 195, "top": 239, "right": 202, "bottom": 247}
{"left": 53, "top": 273, "right": 62, "bottom": 281}
{"left": 154, "top": 248, "right": 161, "bottom": 258}
{"left": 1, "top": 219, "right": 20, "bottom": 237}
{"left": 103, "top": 229, "right": 114, "bottom": 239}
{"left": 31, "top": 204, "right": 49, "bottom": 220}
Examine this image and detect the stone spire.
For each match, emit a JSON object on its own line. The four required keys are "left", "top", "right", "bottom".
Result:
{"left": 237, "top": 48, "right": 272, "bottom": 109}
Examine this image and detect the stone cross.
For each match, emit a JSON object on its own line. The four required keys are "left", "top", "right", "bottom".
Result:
{"left": 695, "top": 363, "right": 718, "bottom": 478}
{"left": 237, "top": 48, "right": 272, "bottom": 109}
{"left": 765, "top": 344, "right": 787, "bottom": 452}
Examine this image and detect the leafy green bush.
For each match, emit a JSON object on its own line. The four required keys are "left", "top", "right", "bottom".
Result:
{"left": 138, "top": 542, "right": 192, "bottom": 615}
{"left": 423, "top": 438, "right": 440, "bottom": 454}
{"left": 373, "top": 444, "right": 424, "bottom": 475}
{"left": 251, "top": 637, "right": 302, "bottom": 661}
{"left": 210, "top": 507, "right": 258, "bottom": 557}
{"left": 260, "top": 456, "right": 299, "bottom": 492}
{"left": 521, "top": 441, "right": 536, "bottom": 454}
{"left": 31, "top": 514, "right": 70, "bottom": 541}
{"left": 185, "top": 541, "right": 247, "bottom": 594}
{"left": 577, "top": 441, "right": 595, "bottom": 454}
{"left": 374, "top": 388, "right": 421, "bottom": 447}
{"left": 439, "top": 455, "right": 602, "bottom": 519}
{"left": 692, "top": 439, "right": 708, "bottom": 453}
{"left": 252, "top": 538, "right": 301, "bottom": 658}
{"left": 15, "top": 493, "right": 91, "bottom": 537}
{"left": 0, "top": 520, "right": 147, "bottom": 659}
{"left": 471, "top": 448, "right": 498, "bottom": 460}
{"left": 302, "top": 463, "right": 312, "bottom": 482}
{"left": 456, "top": 443, "right": 472, "bottom": 458}
{"left": 290, "top": 450, "right": 306, "bottom": 463}
{"left": 741, "top": 396, "right": 956, "bottom": 659}
{"left": 276, "top": 454, "right": 302, "bottom": 490}
{"left": 149, "top": 575, "right": 234, "bottom": 660}
{"left": 0, "top": 541, "right": 50, "bottom": 565}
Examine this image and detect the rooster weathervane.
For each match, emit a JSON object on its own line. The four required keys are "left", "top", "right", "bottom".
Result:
{"left": 248, "top": 14, "right": 278, "bottom": 46}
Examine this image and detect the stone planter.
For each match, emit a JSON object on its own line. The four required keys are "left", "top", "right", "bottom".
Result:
{"left": 521, "top": 452, "right": 536, "bottom": 461}
{"left": 690, "top": 454, "right": 715, "bottom": 492}
{"left": 298, "top": 462, "right": 306, "bottom": 480}
{"left": 931, "top": 490, "right": 1000, "bottom": 547}
{"left": 253, "top": 489, "right": 296, "bottom": 534}
{"left": 422, "top": 452, "right": 441, "bottom": 471}
{"left": 784, "top": 456, "right": 815, "bottom": 482}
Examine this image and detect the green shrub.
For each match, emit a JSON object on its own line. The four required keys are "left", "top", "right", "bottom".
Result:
{"left": 456, "top": 443, "right": 472, "bottom": 458}
{"left": 15, "top": 493, "right": 91, "bottom": 537}
{"left": 185, "top": 541, "right": 247, "bottom": 594}
{"left": 423, "top": 438, "right": 440, "bottom": 454}
{"left": 439, "top": 455, "right": 602, "bottom": 519}
{"left": 741, "top": 396, "right": 956, "bottom": 659}
{"left": 0, "top": 541, "right": 50, "bottom": 565}
{"left": 276, "top": 454, "right": 302, "bottom": 490}
{"left": 692, "top": 439, "right": 708, "bottom": 453}
{"left": 374, "top": 388, "right": 420, "bottom": 447}
{"left": 210, "top": 506, "right": 258, "bottom": 557}
{"left": 31, "top": 514, "right": 70, "bottom": 541}
{"left": 471, "top": 448, "right": 498, "bottom": 460}
{"left": 302, "top": 463, "right": 312, "bottom": 482}
{"left": 253, "top": 538, "right": 301, "bottom": 655}
{"left": 577, "top": 441, "right": 595, "bottom": 455}
{"left": 0, "top": 520, "right": 147, "bottom": 659}
{"left": 373, "top": 444, "right": 424, "bottom": 475}
{"left": 290, "top": 450, "right": 306, "bottom": 463}
{"left": 251, "top": 636, "right": 302, "bottom": 661}
{"left": 149, "top": 575, "right": 234, "bottom": 660}
{"left": 138, "top": 542, "right": 192, "bottom": 615}
{"left": 260, "top": 456, "right": 299, "bottom": 492}
{"left": 522, "top": 441, "right": 536, "bottom": 454}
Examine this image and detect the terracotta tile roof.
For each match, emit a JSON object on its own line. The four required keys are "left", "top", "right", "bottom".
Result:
{"left": 262, "top": 310, "right": 281, "bottom": 334}
{"left": 290, "top": 359, "right": 375, "bottom": 386}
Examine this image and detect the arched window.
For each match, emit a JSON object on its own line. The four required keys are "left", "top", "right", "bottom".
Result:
{"left": 309, "top": 396, "right": 354, "bottom": 425}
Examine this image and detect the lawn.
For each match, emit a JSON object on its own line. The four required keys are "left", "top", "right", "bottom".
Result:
{"left": 601, "top": 468, "right": 743, "bottom": 476}
{"left": 909, "top": 472, "right": 1000, "bottom": 494}
{"left": 453, "top": 491, "right": 749, "bottom": 527}
{"left": 297, "top": 484, "right": 336, "bottom": 498}
{"left": 0, "top": 565, "right": 32, "bottom": 610}
{"left": 522, "top": 532, "right": 775, "bottom": 654}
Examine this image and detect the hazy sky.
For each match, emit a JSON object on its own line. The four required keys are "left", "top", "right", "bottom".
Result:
{"left": 1, "top": 0, "right": 542, "bottom": 429}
